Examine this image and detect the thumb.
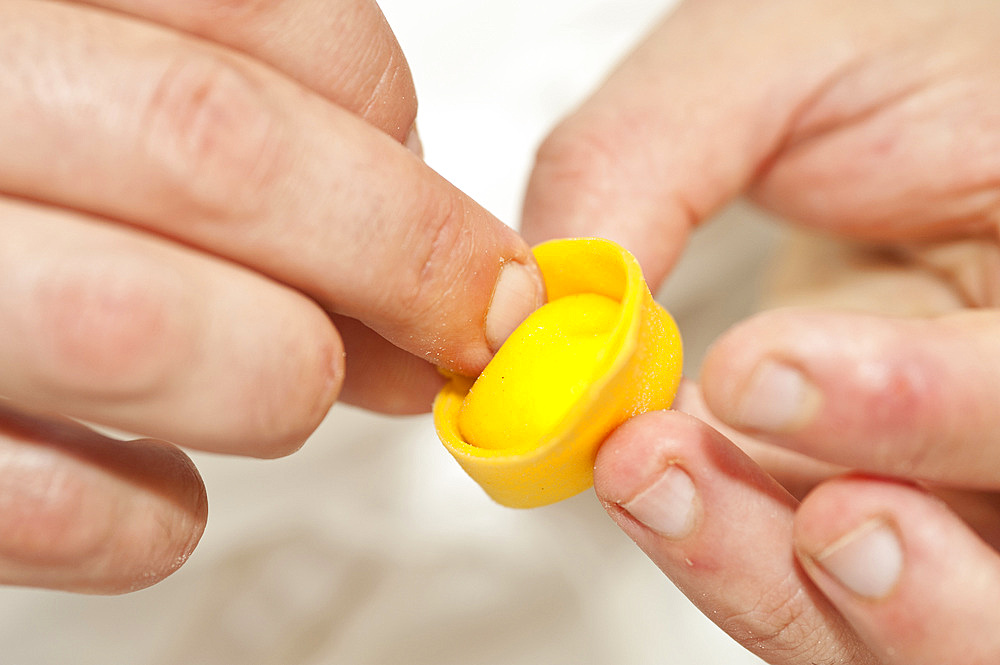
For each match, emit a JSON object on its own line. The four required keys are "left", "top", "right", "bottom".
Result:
{"left": 522, "top": 0, "right": 900, "bottom": 288}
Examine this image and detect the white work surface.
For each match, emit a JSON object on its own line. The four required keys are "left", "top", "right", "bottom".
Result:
{"left": 0, "top": 1, "right": 781, "bottom": 663}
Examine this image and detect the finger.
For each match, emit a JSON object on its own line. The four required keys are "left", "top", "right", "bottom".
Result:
{"left": 0, "top": 401, "right": 207, "bottom": 594}
{"left": 673, "top": 379, "right": 845, "bottom": 501}
{"left": 701, "top": 308, "right": 1000, "bottom": 489}
{"left": 1, "top": 1, "right": 543, "bottom": 376}
{"left": 595, "top": 410, "right": 872, "bottom": 664}
{"left": 522, "top": 0, "right": 864, "bottom": 287}
{"left": 898, "top": 238, "right": 1000, "bottom": 309}
{"left": 678, "top": 380, "right": 1000, "bottom": 550}
{"left": 762, "top": 230, "right": 967, "bottom": 316}
{"left": 333, "top": 315, "right": 444, "bottom": 415}
{"left": 0, "top": 197, "right": 342, "bottom": 457}
{"left": 75, "top": 0, "right": 417, "bottom": 140}
{"left": 796, "top": 476, "right": 1000, "bottom": 664}
{"left": 522, "top": 0, "right": 1000, "bottom": 289}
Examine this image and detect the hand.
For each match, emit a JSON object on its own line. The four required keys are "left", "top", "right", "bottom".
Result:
{"left": 1, "top": 0, "right": 544, "bottom": 593}
{"left": 523, "top": 0, "right": 1000, "bottom": 661}
{"left": 596, "top": 406, "right": 1000, "bottom": 665}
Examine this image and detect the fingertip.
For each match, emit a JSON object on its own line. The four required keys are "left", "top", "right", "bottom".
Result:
{"left": 700, "top": 310, "right": 795, "bottom": 412}
{"left": 795, "top": 477, "right": 907, "bottom": 602}
{"left": 0, "top": 410, "right": 208, "bottom": 594}
{"left": 793, "top": 475, "right": 933, "bottom": 585}
{"left": 241, "top": 311, "right": 346, "bottom": 460}
{"left": 701, "top": 310, "right": 859, "bottom": 440}
{"left": 594, "top": 412, "right": 706, "bottom": 561}
{"left": 484, "top": 259, "right": 546, "bottom": 354}
{"left": 109, "top": 437, "right": 209, "bottom": 593}
{"left": 594, "top": 409, "right": 770, "bottom": 517}
{"left": 596, "top": 410, "right": 864, "bottom": 664}
{"left": 595, "top": 410, "right": 746, "bottom": 544}
{"left": 703, "top": 309, "right": 1000, "bottom": 486}
{"left": 521, "top": 115, "right": 692, "bottom": 289}
{"left": 794, "top": 476, "right": 1000, "bottom": 663}
{"left": 593, "top": 410, "right": 693, "bottom": 506}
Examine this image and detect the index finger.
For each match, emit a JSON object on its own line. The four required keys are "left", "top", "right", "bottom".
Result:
{"left": 2, "top": 2, "right": 545, "bottom": 376}
{"left": 74, "top": 0, "right": 417, "bottom": 140}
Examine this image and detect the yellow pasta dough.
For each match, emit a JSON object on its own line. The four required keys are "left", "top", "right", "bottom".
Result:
{"left": 433, "top": 237, "right": 683, "bottom": 508}
{"left": 458, "top": 292, "right": 621, "bottom": 451}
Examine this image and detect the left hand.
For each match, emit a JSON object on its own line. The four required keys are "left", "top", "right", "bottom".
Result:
{"left": 0, "top": 0, "right": 545, "bottom": 594}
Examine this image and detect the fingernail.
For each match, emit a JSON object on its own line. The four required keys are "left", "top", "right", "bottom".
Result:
{"left": 621, "top": 465, "right": 697, "bottom": 539}
{"left": 405, "top": 125, "right": 423, "bottom": 158}
{"left": 732, "top": 360, "right": 821, "bottom": 433}
{"left": 815, "top": 518, "right": 903, "bottom": 599}
{"left": 485, "top": 261, "right": 545, "bottom": 352}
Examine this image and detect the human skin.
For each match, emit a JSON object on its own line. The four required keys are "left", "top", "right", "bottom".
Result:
{"left": 0, "top": 0, "right": 545, "bottom": 593}
{"left": 523, "top": 0, "right": 1000, "bottom": 662}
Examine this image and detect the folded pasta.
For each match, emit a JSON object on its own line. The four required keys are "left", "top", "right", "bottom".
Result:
{"left": 433, "top": 238, "right": 683, "bottom": 508}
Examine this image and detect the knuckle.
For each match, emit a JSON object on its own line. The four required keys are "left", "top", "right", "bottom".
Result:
{"left": 394, "top": 187, "right": 473, "bottom": 324}
{"left": 356, "top": 43, "right": 418, "bottom": 138}
{"left": 32, "top": 252, "right": 190, "bottom": 399}
{"left": 234, "top": 316, "right": 344, "bottom": 459}
{"left": 162, "top": 0, "right": 275, "bottom": 30}
{"left": 318, "top": 0, "right": 417, "bottom": 137}
{"left": 0, "top": 451, "right": 116, "bottom": 570}
{"left": 190, "top": 0, "right": 271, "bottom": 20}
{"left": 533, "top": 116, "right": 636, "bottom": 197}
{"left": 851, "top": 348, "right": 938, "bottom": 473}
{"left": 142, "top": 53, "right": 286, "bottom": 220}
{"left": 718, "top": 576, "right": 825, "bottom": 660}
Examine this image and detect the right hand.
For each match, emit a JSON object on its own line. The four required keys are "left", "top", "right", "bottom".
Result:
{"left": 522, "top": 0, "right": 1000, "bottom": 661}
{"left": 0, "top": 0, "right": 544, "bottom": 593}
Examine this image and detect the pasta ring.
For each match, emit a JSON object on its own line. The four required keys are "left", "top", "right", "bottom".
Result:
{"left": 433, "top": 237, "right": 683, "bottom": 508}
